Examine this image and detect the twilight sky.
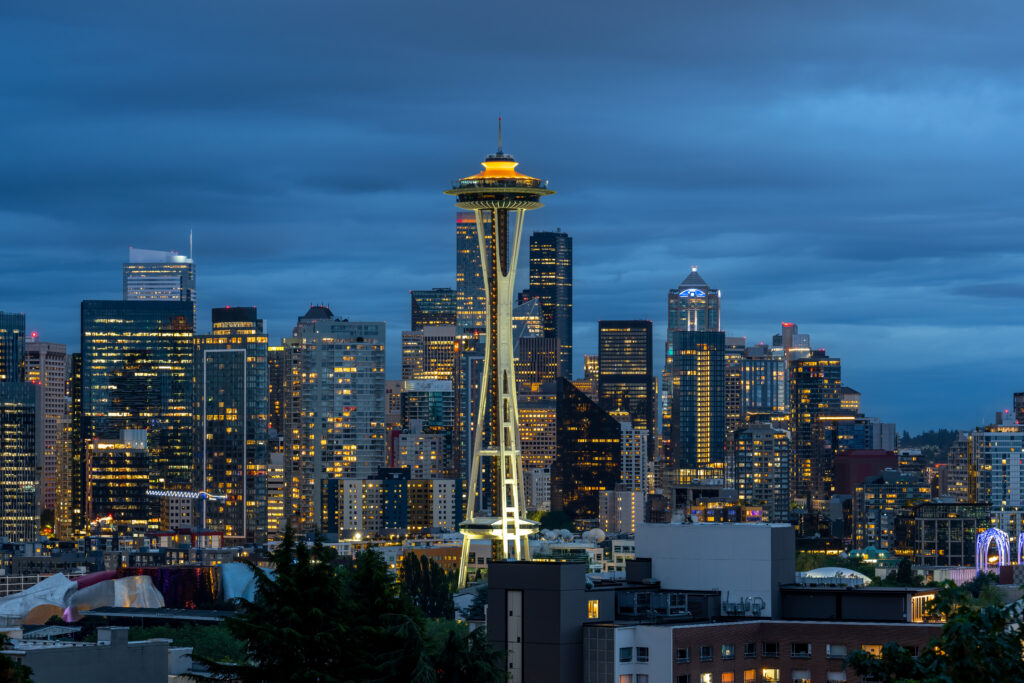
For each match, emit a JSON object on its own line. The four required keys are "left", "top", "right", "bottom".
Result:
{"left": 2, "top": 1, "right": 1023, "bottom": 433}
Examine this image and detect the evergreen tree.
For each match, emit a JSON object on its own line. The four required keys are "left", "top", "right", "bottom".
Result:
{"left": 401, "top": 554, "right": 455, "bottom": 620}
{"left": 0, "top": 633, "right": 33, "bottom": 683}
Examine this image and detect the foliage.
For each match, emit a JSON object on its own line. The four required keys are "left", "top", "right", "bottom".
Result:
{"left": 900, "top": 429, "right": 961, "bottom": 462}
{"left": 538, "top": 510, "right": 572, "bottom": 530}
{"left": 847, "top": 574, "right": 1024, "bottom": 682}
{"left": 128, "top": 623, "right": 245, "bottom": 664}
{"left": 465, "top": 584, "right": 488, "bottom": 621}
{"left": 401, "top": 554, "right": 455, "bottom": 620}
{"left": 795, "top": 551, "right": 874, "bottom": 576}
{"left": 874, "top": 558, "right": 923, "bottom": 587}
{"left": 195, "top": 528, "right": 505, "bottom": 683}
{"left": 0, "top": 632, "right": 33, "bottom": 683}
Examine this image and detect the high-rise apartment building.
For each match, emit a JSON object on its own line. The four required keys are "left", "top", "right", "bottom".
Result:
{"left": 455, "top": 210, "right": 492, "bottom": 334}
{"left": 122, "top": 247, "right": 196, "bottom": 304}
{"left": 740, "top": 343, "right": 789, "bottom": 420}
{"left": 551, "top": 378, "right": 621, "bottom": 520}
{"left": 196, "top": 307, "right": 269, "bottom": 542}
{"left": 0, "top": 312, "right": 26, "bottom": 383}
{"left": 24, "top": 341, "right": 66, "bottom": 514}
{"left": 411, "top": 288, "right": 457, "bottom": 330}
{"left": 294, "top": 316, "right": 385, "bottom": 532}
{"left": 724, "top": 337, "right": 746, "bottom": 434}
{"left": 731, "top": 421, "right": 790, "bottom": 523}
{"left": 519, "top": 386, "right": 557, "bottom": 469}
{"left": 598, "top": 320, "right": 656, "bottom": 456}
{"left": 80, "top": 300, "right": 194, "bottom": 528}
{"left": 529, "top": 230, "right": 573, "bottom": 378}
{"left": 0, "top": 383, "right": 41, "bottom": 542}
{"left": 667, "top": 330, "right": 726, "bottom": 468}
{"left": 973, "top": 425, "right": 1024, "bottom": 511}
{"left": 790, "top": 351, "right": 842, "bottom": 506}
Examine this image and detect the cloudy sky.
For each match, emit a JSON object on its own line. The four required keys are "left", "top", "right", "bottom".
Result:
{"left": 2, "top": 1, "right": 1023, "bottom": 433}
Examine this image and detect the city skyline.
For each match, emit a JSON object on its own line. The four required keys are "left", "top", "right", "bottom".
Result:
{"left": 4, "top": 3, "right": 1024, "bottom": 433}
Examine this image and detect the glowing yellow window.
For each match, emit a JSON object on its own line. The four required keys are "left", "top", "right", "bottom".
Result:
{"left": 861, "top": 644, "right": 882, "bottom": 658}
{"left": 587, "top": 599, "right": 599, "bottom": 619}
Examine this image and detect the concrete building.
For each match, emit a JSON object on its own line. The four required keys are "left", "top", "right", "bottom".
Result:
{"left": 635, "top": 523, "right": 795, "bottom": 619}
{"left": 2, "top": 626, "right": 179, "bottom": 683}
{"left": 523, "top": 465, "right": 552, "bottom": 512}
{"left": 24, "top": 341, "right": 66, "bottom": 514}
{"left": 599, "top": 488, "right": 644, "bottom": 535}
{"left": 731, "top": 422, "right": 791, "bottom": 523}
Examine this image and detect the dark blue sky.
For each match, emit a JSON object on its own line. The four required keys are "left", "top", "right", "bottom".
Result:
{"left": 2, "top": 1, "right": 1023, "bottom": 433}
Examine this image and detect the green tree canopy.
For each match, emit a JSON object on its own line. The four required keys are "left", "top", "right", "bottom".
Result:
{"left": 0, "top": 632, "right": 33, "bottom": 683}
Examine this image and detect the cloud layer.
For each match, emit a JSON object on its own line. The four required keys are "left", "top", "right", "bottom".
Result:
{"left": 2, "top": 1, "right": 1024, "bottom": 432}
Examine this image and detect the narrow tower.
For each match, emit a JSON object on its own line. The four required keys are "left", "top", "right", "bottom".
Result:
{"left": 446, "top": 125, "right": 554, "bottom": 587}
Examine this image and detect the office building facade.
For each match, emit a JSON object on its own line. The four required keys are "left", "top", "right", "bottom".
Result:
{"left": 529, "top": 230, "right": 573, "bottom": 378}
{"left": 0, "top": 312, "right": 25, "bottom": 383}
{"left": 24, "top": 341, "right": 67, "bottom": 513}
{"left": 410, "top": 287, "right": 457, "bottom": 330}
{"left": 0, "top": 383, "right": 41, "bottom": 542}
{"left": 598, "top": 320, "right": 656, "bottom": 457}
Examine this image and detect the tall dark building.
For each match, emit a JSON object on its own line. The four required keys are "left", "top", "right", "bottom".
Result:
{"left": 80, "top": 300, "right": 194, "bottom": 528}
{"left": 69, "top": 352, "right": 84, "bottom": 533}
{"left": 196, "top": 307, "right": 269, "bottom": 542}
{"left": 668, "top": 330, "right": 726, "bottom": 467}
{"left": 0, "top": 382, "right": 41, "bottom": 542}
{"left": 724, "top": 337, "right": 746, "bottom": 435}
{"left": 597, "top": 320, "right": 656, "bottom": 455}
{"left": 515, "top": 336, "right": 559, "bottom": 389}
{"left": 790, "top": 350, "right": 842, "bottom": 505}
{"left": 0, "top": 312, "right": 26, "bottom": 383}
{"left": 529, "top": 230, "right": 572, "bottom": 378}
{"left": 411, "top": 287, "right": 457, "bottom": 330}
{"left": 552, "top": 378, "right": 621, "bottom": 520}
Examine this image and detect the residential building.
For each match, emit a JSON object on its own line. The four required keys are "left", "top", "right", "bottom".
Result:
{"left": 731, "top": 422, "right": 791, "bottom": 523}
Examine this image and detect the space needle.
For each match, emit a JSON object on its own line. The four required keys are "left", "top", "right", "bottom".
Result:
{"left": 446, "top": 122, "right": 554, "bottom": 587}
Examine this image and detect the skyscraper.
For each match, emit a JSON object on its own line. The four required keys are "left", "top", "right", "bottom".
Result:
{"left": 294, "top": 315, "right": 385, "bottom": 532}
{"left": 790, "top": 350, "right": 842, "bottom": 506}
{"left": 123, "top": 247, "right": 196, "bottom": 302}
{"left": 86, "top": 429, "right": 149, "bottom": 529}
{"left": 551, "top": 378, "right": 621, "bottom": 520}
{"left": 455, "top": 210, "right": 492, "bottom": 335}
{"left": 80, "top": 300, "right": 194, "bottom": 528}
{"left": 740, "top": 343, "right": 789, "bottom": 420}
{"left": 668, "top": 329, "right": 726, "bottom": 467}
{"left": 529, "top": 230, "right": 572, "bottom": 378}
{"left": 664, "top": 267, "right": 722, "bottom": 463}
{"left": 0, "top": 382, "right": 41, "bottom": 542}
{"left": 196, "top": 307, "right": 269, "bottom": 542}
{"left": 411, "top": 288, "right": 457, "bottom": 330}
{"left": 445, "top": 130, "right": 553, "bottom": 586}
{"left": 514, "top": 336, "right": 558, "bottom": 388}
{"left": 0, "top": 312, "right": 26, "bottom": 383}
{"left": 597, "top": 320, "right": 656, "bottom": 456}
{"left": 401, "top": 326, "right": 457, "bottom": 381}
{"left": 731, "top": 421, "right": 790, "bottom": 523}
{"left": 24, "top": 341, "right": 67, "bottom": 514}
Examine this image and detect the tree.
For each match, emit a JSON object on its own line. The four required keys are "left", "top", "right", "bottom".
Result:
{"left": 401, "top": 554, "right": 455, "bottom": 620}
{"left": 429, "top": 622, "right": 505, "bottom": 683}
{"left": 538, "top": 510, "right": 572, "bottom": 530}
{"left": 197, "top": 528, "right": 350, "bottom": 682}
{"left": 465, "top": 584, "right": 487, "bottom": 621}
{"left": 0, "top": 633, "right": 33, "bottom": 683}
{"left": 847, "top": 575, "right": 1024, "bottom": 681}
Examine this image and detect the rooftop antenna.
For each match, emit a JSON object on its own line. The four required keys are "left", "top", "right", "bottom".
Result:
{"left": 497, "top": 116, "right": 502, "bottom": 153}
{"left": 189, "top": 229, "right": 193, "bottom": 260}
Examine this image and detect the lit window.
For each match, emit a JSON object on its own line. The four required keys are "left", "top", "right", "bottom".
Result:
{"left": 722, "top": 644, "right": 735, "bottom": 660}
{"left": 861, "top": 644, "right": 882, "bottom": 658}
{"left": 587, "top": 599, "right": 600, "bottom": 619}
{"left": 761, "top": 669, "right": 780, "bottom": 683}
{"left": 721, "top": 674, "right": 734, "bottom": 683}
{"left": 743, "top": 671, "right": 756, "bottom": 683}
{"left": 619, "top": 676, "right": 633, "bottom": 683}
{"left": 701, "top": 675, "right": 713, "bottom": 683}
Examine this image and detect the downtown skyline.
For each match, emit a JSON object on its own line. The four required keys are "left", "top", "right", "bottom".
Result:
{"left": 4, "top": 2, "right": 1024, "bottom": 433}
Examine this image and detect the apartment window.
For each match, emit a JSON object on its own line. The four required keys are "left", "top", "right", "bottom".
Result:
{"left": 861, "top": 644, "right": 882, "bottom": 658}
{"left": 637, "top": 646, "right": 649, "bottom": 663}
{"left": 744, "top": 643, "right": 757, "bottom": 658}
{"left": 677, "top": 676, "right": 690, "bottom": 683}
{"left": 743, "top": 671, "right": 756, "bottom": 683}
{"left": 618, "top": 676, "right": 633, "bottom": 683}
{"left": 826, "top": 673, "right": 847, "bottom": 682}
{"left": 762, "top": 642, "right": 779, "bottom": 658}
{"left": 791, "top": 642, "right": 811, "bottom": 658}
{"left": 676, "top": 647, "right": 690, "bottom": 663}
{"left": 700, "top": 645, "right": 713, "bottom": 662}
{"left": 826, "top": 643, "right": 847, "bottom": 659}
{"left": 722, "top": 674, "right": 735, "bottom": 683}
{"left": 722, "top": 644, "right": 735, "bottom": 660}
{"left": 636, "top": 676, "right": 649, "bottom": 683}
{"left": 587, "top": 599, "right": 600, "bottom": 619}
{"left": 792, "top": 671, "right": 811, "bottom": 683}
{"left": 701, "top": 674, "right": 713, "bottom": 683}
{"left": 761, "top": 669, "right": 780, "bottom": 683}
{"left": 619, "top": 647, "right": 633, "bottom": 662}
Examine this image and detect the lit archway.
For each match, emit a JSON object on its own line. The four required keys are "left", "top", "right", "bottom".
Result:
{"left": 976, "top": 527, "right": 1010, "bottom": 572}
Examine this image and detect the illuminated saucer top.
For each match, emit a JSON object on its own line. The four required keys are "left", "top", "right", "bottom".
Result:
{"left": 445, "top": 121, "right": 554, "bottom": 210}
